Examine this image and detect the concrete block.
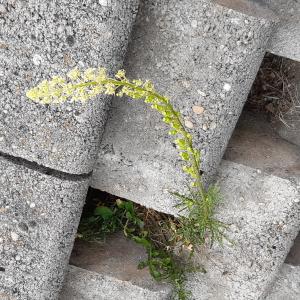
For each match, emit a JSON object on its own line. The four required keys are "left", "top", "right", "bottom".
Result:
{"left": 60, "top": 266, "right": 172, "bottom": 300}
{"left": 185, "top": 160, "right": 300, "bottom": 299}
{"left": 0, "top": 156, "right": 89, "bottom": 300}
{"left": 61, "top": 233, "right": 172, "bottom": 300}
{"left": 266, "top": 264, "right": 300, "bottom": 300}
{"left": 256, "top": 0, "right": 300, "bottom": 61}
{"left": 0, "top": 0, "right": 138, "bottom": 174}
{"left": 91, "top": 159, "right": 300, "bottom": 299}
{"left": 94, "top": 0, "right": 277, "bottom": 202}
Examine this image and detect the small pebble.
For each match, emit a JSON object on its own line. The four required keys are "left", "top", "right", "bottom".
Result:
{"left": 11, "top": 232, "right": 19, "bottom": 241}
{"left": 202, "top": 124, "right": 208, "bottom": 131}
{"left": 191, "top": 20, "right": 198, "bottom": 28}
{"left": 29, "top": 203, "right": 36, "bottom": 208}
{"left": 0, "top": 4, "right": 6, "bottom": 14}
{"left": 192, "top": 105, "right": 204, "bottom": 115}
{"left": 210, "top": 122, "right": 217, "bottom": 130}
{"left": 197, "top": 90, "right": 207, "bottom": 97}
{"left": 185, "top": 120, "right": 194, "bottom": 129}
{"left": 223, "top": 83, "right": 231, "bottom": 91}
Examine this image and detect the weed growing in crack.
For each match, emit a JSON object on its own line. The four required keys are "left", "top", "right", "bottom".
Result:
{"left": 27, "top": 68, "right": 227, "bottom": 299}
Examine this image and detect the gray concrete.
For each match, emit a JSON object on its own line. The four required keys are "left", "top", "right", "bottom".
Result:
{"left": 88, "top": 158, "right": 300, "bottom": 299}
{"left": 93, "top": 0, "right": 277, "bottom": 205}
{"left": 266, "top": 264, "right": 300, "bottom": 300}
{"left": 185, "top": 160, "right": 300, "bottom": 299}
{"left": 0, "top": 0, "right": 138, "bottom": 174}
{"left": 60, "top": 265, "right": 172, "bottom": 300}
{"left": 255, "top": 0, "right": 300, "bottom": 62}
{"left": 0, "top": 156, "right": 89, "bottom": 300}
{"left": 69, "top": 233, "right": 171, "bottom": 292}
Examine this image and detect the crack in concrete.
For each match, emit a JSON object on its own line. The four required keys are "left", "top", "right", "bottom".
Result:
{"left": 0, "top": 151, "right": 92, "bottom": 182}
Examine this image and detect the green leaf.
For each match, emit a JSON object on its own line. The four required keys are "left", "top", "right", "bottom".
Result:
{"left": 94, "top": 206, "right": 113, "bottom": 220}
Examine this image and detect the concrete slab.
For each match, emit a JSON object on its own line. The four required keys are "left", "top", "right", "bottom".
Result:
{"left": 0, "top": 156, "right": 89, "bottom": 300}
{"left": 60, "top": 265, "right": 172, "bottom": 300}
{"left": 224, "top": 111, "right": 300, "bottom": 181}
{"left": 255, "top": 0, "right": 300, "bottom": 61}
{"left": 93, "top": 0, "right": 276, "bottom": 205}
{"left": 68, "top": 233, "right": 172, "bottom": 295}
{"left": 266, "top": 264, "right": 300, "bottom": 300}
{"left": 0, "top": 0, "right": 138, "bottom": 174}
{"left": 185, "top": 160, "right": 300, "bottom": 299}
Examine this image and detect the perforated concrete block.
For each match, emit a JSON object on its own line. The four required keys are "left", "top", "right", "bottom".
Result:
{"left": 0, "top": 156, "right": 89, "bottom": 299}
{"left": 0, "top": 0, "right": 138, "bottom": 174}
{"left": 93, "top": 0, "right": 277, "bottom": 205}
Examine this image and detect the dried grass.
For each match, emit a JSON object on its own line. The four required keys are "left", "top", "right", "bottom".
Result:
{"left": 246, "top": 53, "right": 299, "bottom": 126}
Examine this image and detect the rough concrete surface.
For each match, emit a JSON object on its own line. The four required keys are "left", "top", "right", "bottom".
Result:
{"left": 186, "top": 160, "right": 300, "bottom": 299}
{"left": 0, "top": 156, "right": 89, "bottom": 300}
{"left": 224, "top": 111, "right": 300, "bottom": 181}
{"left": 60, "top": 265, "right": 172, "bottom": 300}
{"left": 0, "top": 0, "right": 138, "bottom": 174}
{"left": 266, "top": 264, "right": 300, "bottom": 300}
{"left": 256, "top": 0, "right": 300, "bottom": 62}
{"left": 94, "top": 0, "right": 277, "bottom": 205}
{"left": 69, "top": 233, "right": 170, "bottom": 292}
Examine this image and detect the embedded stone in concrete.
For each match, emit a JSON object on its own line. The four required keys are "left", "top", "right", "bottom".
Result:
{"left": 266, "top": 264, "right": 300, "bottom": 299}
{"left": 0, "top": 156, "right": 89, "bottom": 300}
{"left": 60, "top": 266, "right": 172, "bottom": 300}
{"left": 255, "top": 0, "right": 300, "bottom": 61}
{"left": 0, "top": 0, "right": 138, "bottom": 174}
{"left": 185, "top": 160, "right": 300, "bottom": 299}
{"left": 94, "top": 0, "right": 277, "bottom": 200}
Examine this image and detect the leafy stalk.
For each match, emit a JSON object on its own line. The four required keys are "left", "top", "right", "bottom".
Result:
{"left": 27, "top": 67, "right": 227, "bottom": 299}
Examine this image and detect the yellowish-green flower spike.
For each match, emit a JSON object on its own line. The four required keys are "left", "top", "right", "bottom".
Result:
{"left": 27, "top": 66, "right": 225, "bottom": 257}
{"left": 26, "top": 67, "right": 203, "bottom": 187}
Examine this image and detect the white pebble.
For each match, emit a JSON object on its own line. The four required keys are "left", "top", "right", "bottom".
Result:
{"left": 32, "top": 54, "right": 43, "bottom": 66}
{"left": 99, "top": 0, "right": 110, "bottom": 6}
{"left": 29, "top": 203, "right": 36, "bottom": 208}
{"left": 185, "top": 120, "right": 194, "bottom": 129}
{"left": 191, "top": 20, "right": 198, "bottom": 28}
{"left": 11, "top": 232, "right": 19, "bottom": 241}
{"left": 197, "top": 90, "right": 207, "bottom": 97}
{"left": 223, "top": 83, "right": 231, "bottom": 91}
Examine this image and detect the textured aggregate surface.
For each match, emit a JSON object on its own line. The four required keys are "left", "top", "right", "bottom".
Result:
{"left": 94, "top": 0, "right": 276, "bottom": 202}
{"left": 91, "top": 159, "right": 300, "bottom": 299}
{"left": 186, "top": 161, "right": 300, "bottom": 299}
{"left": 0, "top": 156, "right": 89, "bottom": 300}
{"left": 266, "top": 264, "right": 300, "bottom": 300}
{"left": 0, "top": 0, "right": 138, "bottom": 174}
{"left": 60, "top": 265, "right": 172, "bottom": 300}
{"left": 256, "top": 0, "right": 300, "bottom": 61}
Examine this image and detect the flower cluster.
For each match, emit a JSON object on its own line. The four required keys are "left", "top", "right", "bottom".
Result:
{"left": 26, "top": 68, "right": 202, "bottom": 189}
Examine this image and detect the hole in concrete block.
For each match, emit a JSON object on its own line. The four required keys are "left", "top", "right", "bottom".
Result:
{"left": 224, "top": 52, "right": 300, "bottom": 180}
{"left": 0, "top": 266, "right": 5, "bottom": 272}
{"left": 224, "top": 52, "right": 300, "bottom": 267}
{"left": 70, "top": 188, "right": 172, "bottom": 292}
